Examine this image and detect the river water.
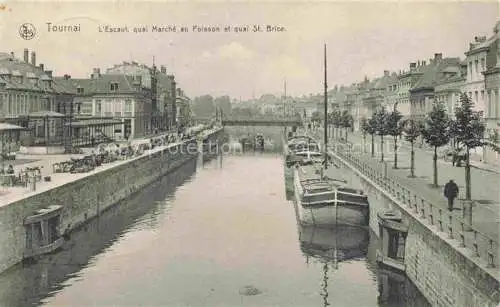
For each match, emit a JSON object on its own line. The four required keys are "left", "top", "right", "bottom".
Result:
{"left": 0, "top": 141, "right": 430, "bottom": 307}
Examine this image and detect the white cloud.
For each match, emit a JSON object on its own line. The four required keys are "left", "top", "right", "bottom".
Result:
{"left": 266, "top": 54, "right": 310, "bottom": 78}
{"left": 216, "top": 42, "right": 254, "bottom": 60}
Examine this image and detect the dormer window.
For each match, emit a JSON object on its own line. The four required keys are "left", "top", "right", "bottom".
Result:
{"left": 77, "top": 87, "right": 84, "bottom": 94}
{"left": 110, "top": 82, "right": 118, "bottom": 91}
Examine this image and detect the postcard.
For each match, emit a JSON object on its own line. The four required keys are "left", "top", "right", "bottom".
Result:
{"left": 0, "top": 1, "right": 499, "bottom": 306}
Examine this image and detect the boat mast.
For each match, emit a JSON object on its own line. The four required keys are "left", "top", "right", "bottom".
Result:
{"left": 323, "top": 44, "right": 328, "bottom": 169}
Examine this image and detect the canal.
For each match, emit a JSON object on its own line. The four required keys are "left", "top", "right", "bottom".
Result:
{"left": 0, "top": 135, "right": 430, "bottom": 306}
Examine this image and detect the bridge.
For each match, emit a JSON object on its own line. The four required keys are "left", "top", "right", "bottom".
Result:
{"left": 193, "top": 115, "right": 303, "bottom": 127}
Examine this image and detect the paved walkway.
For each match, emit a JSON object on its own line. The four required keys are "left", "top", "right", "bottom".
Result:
{"left": 321, "top": 130, "right": 499, "bottom": 243}
{"left": 0, "top": 126, "right": 222, "bottom": 208}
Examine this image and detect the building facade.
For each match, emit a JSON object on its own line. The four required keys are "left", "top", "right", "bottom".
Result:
{"left": 482, "top": 21, "right": 500, "bottom": 164}
{"left": 0, "top": 49, "right": 69, "bottom": 148}
{"left": 106, "top": 61, "right": 177, "bottom": 132}
{"left": 409, "top": 54, "right": 461, "bottom": 121}
{"left": 55, "top": 72, "right": 153, "bottom": 142}
{"left": 175, "top": 88, "right": 192, "bottom": 129}
{"left": 462, "top": 35, "right": 496, "bottom": 113}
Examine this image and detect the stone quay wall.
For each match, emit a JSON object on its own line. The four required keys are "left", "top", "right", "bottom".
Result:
{"left": 329, "top": 149, "right": 499, "bottom": 307}
{"left": 0, "top": 127, "right": 223, "bottom": 275}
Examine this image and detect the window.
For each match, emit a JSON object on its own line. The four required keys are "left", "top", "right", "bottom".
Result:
{"left": 481, "top": 58, "right": 486, "bottom": 72}
{"left": 103, "top": 99, "right": 112, "bottom": 116}
{"left": 95, "top": 99, "right": 101, "bottom": 114}
{"left": 487, "top": 92, "right": 493, "bottom": 117}
{"left": 80, "top": 102, "right": 92, "bottom": 115}
{"left": 124, "top": 99, "right": 132, "bottom": 112}
{"left": 77, "top": 87, "right": 84, "bottom": 94}
{"left": 110, "top": 82, "right": 118, "bottom": 91}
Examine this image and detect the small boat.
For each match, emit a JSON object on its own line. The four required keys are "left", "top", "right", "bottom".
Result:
{"left": 293, "top": 163, "right": 369, "bottom": 227}
{"left": 284, "top": 145, "right": 323, "bottom": 193}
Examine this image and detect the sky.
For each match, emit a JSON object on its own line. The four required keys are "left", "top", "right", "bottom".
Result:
{"left": 1, "top": 1, "right": 499, "bottom": 100}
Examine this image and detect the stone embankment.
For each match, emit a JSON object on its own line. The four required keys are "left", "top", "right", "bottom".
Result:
{"left": 327, "top": 140, "right": 499, "bottom": 307}
{"left": 0, "top": 127, "right": 223, "bottom": 275}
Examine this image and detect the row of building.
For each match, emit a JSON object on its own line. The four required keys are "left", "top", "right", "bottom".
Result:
{"left": 317, "top": 21, "right": 499, "bottom": 163}
{"left": 0, "top": 49, "right": 192, "bottom": 152}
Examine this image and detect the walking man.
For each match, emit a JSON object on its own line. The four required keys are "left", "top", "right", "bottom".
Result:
{"left": 444, "top": 179, "right": 459, "bottom": 211}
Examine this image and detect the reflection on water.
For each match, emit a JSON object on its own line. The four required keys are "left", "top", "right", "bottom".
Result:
{"left": 0, "top": 151, "right": 429, "bottom": 307}
{"left": 0, "top": 161, "right": 197, "bottom": 307}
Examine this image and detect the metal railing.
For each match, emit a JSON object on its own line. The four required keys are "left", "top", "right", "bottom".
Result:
{"left": 330, "top": 142, "right": 498, "bottom": 269}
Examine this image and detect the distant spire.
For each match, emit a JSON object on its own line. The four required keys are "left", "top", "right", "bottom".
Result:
{"left": 284, "top": 78, "right": 287, "bottom": 98}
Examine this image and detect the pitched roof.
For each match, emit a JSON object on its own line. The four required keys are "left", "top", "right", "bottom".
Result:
{"left": 411, "top": 57, "right": 461, "bottom": 91}
{"left": 53, "top": 74, "right": 140, "bottom": 95}
{"left": 0, "top": 55, "right": 58, "bottom": 92}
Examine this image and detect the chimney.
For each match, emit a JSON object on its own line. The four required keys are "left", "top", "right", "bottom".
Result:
{"left": 91, "top": 68, "right": 101, "bottom": 79}
{"left": 31, "top": 51, "right": 36, "bottom": 66}
{"left": 24, "top": 49, "right": 29, "bottom": 63}
{"left": 417, "top": 60, "right": 420, "bottom": 67}
{"left": 64, "top": 74, "right": 71, "bottom": 80}
{"left": 39, "top": 63, "right": 44, "bottom": 71}
{"left": 475, "top": 36, "right": 486, "bottom": 43}
{"left": 45, "top": 70, "right": 52, "bottom": 78}
{"left": 160, "top": 65, "right": 166, "bottom": 74}
{"left": 384, "top": 70, "right": 389, "bottom": 77}
{"left": 434, "top": 53, "right": 443, "bottom": 61}
{"left": 410, "top": 62, "right": 417, "bottom": 69}
{"left": 422, "top": 60, "right": 426, "bottom": 66}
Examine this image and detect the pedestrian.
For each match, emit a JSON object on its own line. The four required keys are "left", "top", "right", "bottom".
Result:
{"left": 444, "top": 179, "right": 459, "bottom": 211}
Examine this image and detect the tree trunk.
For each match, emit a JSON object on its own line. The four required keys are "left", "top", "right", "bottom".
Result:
{"left": 393, "top": 135, "right": 398, "bottom": 169}
{"left": 345, "top": 129, "right": 348, "bottom": 142}
{"left": 465, "top": 146, "right": 471, "bottom": 200}
{"left": 433, "top": 146, "right": 438, "bottom": 187}
{"left": 371, "top": 134, "right": 375, "bottom": 157}
{"left": 410, "top": 141, "right": 415, "bottom": 178}
{"left": 380, "top": 135, "right": 384, "bottom": 162}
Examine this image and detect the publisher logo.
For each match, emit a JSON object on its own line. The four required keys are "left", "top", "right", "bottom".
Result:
{"left": 19, "top": 23, "right": 36, "bottom": 40}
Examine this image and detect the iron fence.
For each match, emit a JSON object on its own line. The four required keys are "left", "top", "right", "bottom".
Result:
{"left": 329, "top": 142, "right": 498, "bottom": 269}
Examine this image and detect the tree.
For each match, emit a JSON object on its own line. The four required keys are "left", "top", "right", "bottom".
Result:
{"left": 451, "top": 93, "right": 495, "bottom": 200}
{"left": 386, "top": 110, "right": 404, "bottom": 169}
{"left": 402, "top": 119, "right": 423, "bottom": 178}
{"left": 214, "top": 96, "right": 232, "bottom": 116}
{"left": 360, "top": 117, "right": 368, "bottom": 153}
{"left": 192, "top": 95, "right": 215, "bottom": 119}
{"left": 422, "top": 101, "right": 451, "bottom": 188}
{"left": 332, "top": 110, "right": 342, "bottom": 139}
{"left": 373, "top": 107, "right": 389, "bottom": 162}
{"left": 361, "top": 116, "right": 377, "bottom": 157}
{"left": 340, "top": 110, "right": 354, "bottom": 142}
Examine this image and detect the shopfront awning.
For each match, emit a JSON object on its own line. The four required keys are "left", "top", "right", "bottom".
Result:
{"left": 65, "top": 119, "right": 123, "bottom": 128}
{"left": 0, "top": 123, "right": 26, "bottom": 131}
{"left": 28, "top": 111, "right": 66, "bottom": 118}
